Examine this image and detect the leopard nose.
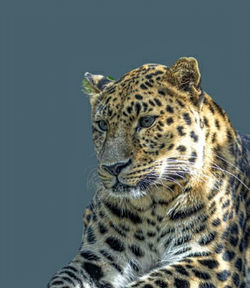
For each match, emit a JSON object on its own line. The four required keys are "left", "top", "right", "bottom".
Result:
{"left": 102, "top": 159, "right": 132, "bottom": 176}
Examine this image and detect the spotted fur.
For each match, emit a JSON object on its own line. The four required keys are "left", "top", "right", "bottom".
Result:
{"left": 48, "top": 57, "right": 250, "bottom": 288}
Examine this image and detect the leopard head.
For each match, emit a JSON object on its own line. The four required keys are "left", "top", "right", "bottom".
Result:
{"left": 83, "top": 57, "right": 205, "bottom": 198}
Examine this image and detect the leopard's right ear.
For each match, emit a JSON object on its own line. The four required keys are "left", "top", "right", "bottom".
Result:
{"left": 82, "top": 72, "right": 113, "bottom": 105}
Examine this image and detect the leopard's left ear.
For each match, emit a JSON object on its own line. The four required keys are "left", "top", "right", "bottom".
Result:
{"left": 166, "top": 57, "right": 204, "bottom": 107}
{"left": 82, "top": 72, "right": 113, "bottom": 105}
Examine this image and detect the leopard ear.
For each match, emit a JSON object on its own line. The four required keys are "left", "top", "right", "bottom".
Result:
{"left": 166, "top": 57, "right": 204, "bottom": 107}
{"left": 82, "top": 72, "right": 113, "bottom": 104}
{"left": 167, "top": 57, "right": 201, "bottom": 91}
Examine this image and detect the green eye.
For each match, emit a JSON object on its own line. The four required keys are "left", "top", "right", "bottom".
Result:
{"left": 97, "top": 120, "right": 108, "bottom": 131}
{"left": 139, "top": 116, "right": 157, "bottom": 128}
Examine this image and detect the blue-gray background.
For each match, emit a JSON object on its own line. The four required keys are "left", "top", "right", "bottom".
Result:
{"left": 1, "top": 0, "right": 249, "bottom": 286}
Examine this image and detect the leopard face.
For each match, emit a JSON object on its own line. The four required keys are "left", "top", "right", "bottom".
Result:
{"left": 84, "top": 58, "right": 205, "bottom": 198}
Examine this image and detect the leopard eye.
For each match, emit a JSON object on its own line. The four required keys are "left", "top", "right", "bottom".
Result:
{"left": 138, "top": 116, "right": 157, "bottom": 128}
{"left": 97, "top": 120, "right": 108, "bottom": 131}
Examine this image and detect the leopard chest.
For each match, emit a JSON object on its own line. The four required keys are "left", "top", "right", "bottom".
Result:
{"left": 92, "top": 200, "right": 199, "bottom": 273}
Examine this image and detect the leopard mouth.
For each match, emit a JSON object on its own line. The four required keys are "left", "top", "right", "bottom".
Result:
{"left": 111, "top": 168, "right": 188, "bottom": 194}
{"left": 112, "top": 171, "right": 158, "bottom": 193}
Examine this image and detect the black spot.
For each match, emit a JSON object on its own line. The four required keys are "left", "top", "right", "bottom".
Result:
{"left": 98, "top": 222, "right": 108, "bottom": 234}
{"left": 151, "top": 272, "right": 162, "bottom": 277}
{"left": 105, "top": 236, "right": 125, "bottom": 252}
{"left": 199, "top": 283, "right": 216, "bottom": 288}
{"left": 217, "top": 270, "right": 230, "bottom": 281}
{"left": 215, "top": 119, "right": 220, "bottom": 129}
{"left": 227, "top": 130, "right": 233, "bottom": 142}
{"left": 222, "top": 250, "right": 235, "bottom": 261}
{"left": 106, "top": 87, "right": 116, "bottom": 94}
{"left": 174, "top": 234, "right": 192, "bottom": 246}
{"left": 198, "top": 259, "right": 219, "bottom": 269}
{"left": 192, "top": 269, "right": 210, "bottom": 280}
{"left": 145, "top": 81, "right": 153, "bottom": 87}
{"left": 158, "top": 90, "right": 166, "bottom": 96}
{"left": 173, "top": 264, "right": 189, "bottom": 276}
{"left": 190, "top": 131, "right": 198, "bottom": 142}
{"left": 129, "top": 245, "right": 144, "bottom": 257}
{"left": 99, "top": 249, "right": 114, "bottom": 261}
{"left": 232, "top": 272, "right": 240, "bottom": 287}
{"left": 142, "top": 102, "right": 148, "bottom": 111}
{"left": 177, "top": 126, "right": 186, "bottom": 136}
{"left": 208, "top": 103, "right": 215, "bottom": 114}
{"left": 149, "top": 100, "right": 155, "bottom": 106}
{"left": 166, "top": 105, "right": 174, "bottom": 113}
{"left": 131, "top": 282, "right": 143, "bottom": 288}
{"left": 215, "top": 244, "right": 224, "bottom": 254}
{"left": 212, "top": 218, "right": 221, "bottom": 227}
{"left": 168, "top": 144, "right": 174, "bottom": 150}
{"left": 154, "top": 98, "right": 162, "bottom": 106}
{"left": 223, "top": 211, "right": 229, "bottom": 222}
{"left": 154, "top": 279, "right": 168, "bottom": 288}
{"left": 230, "top": 223, "right": 239, "bottom": 234}
{"left": 140, "top": 84, "right": 147, "bottom": 90}
{"left": 189, "top": 151, "right": 197, "bottom": 163}
{"left": 81, "top": 250, "right": 100, "bottom": 261}
{"left": 176, "top": 145, "right": 186, "bottom": 152}
{"left": 203, "top": 116, "right": 209, "bottom": 127}
{"left": 199, "top": 231, "right": 217, "bottom": 245}
{"left": 67, "top": 266, "right": 78, "bottom": 273}
{"left": 104, "top": 96, "right": 111, "bottom": 104}
{"left": 221, "top": 227, "right": 230, "bottom": 240}
{"left": 174, "top": 278, "right": 190, "bottom": 288}
{"left": 129, "top": 260, "right": 139, "bottom": 272}
{"left": 50, "top": 281, "right": 64, "bottom": 285}
{"left": 176, "top": 99, "right": 185, "bottom": 107}
{"left": 166, "top": 117, "right": 173, "bottom": 125}
{"left": 239, "top": 212, "right": 245, "bottom": 229}
{"left": 58, "top": 276, "right": 74, "bottom": 286}
{"left": 135, "top": 94, "right": 143, "bottom": 100}
{"left": 135, "top": 103, "right": 141, "bottom": 115}
{"left": 61, "top": 269, "right": 79, "bottom": 281}
{"left": 211, "top": 133, "right": 217, "bottom": 143}
{"left": 147, "top": 231, "right": 156, "bottom": 237}
{"left": 169, "top": 203, "right": 204, "bottom": 220}
{"left": 127, "top": 106, "right": 132, "bottom": 114}
{"left": 222, "top": 199, "right": 230, "bottom": 208}
{"left": 104, "top": 202, "right": 142, "bottom": 224}
{"left": 213, "top": 101, "right": 225, "bottom": 118}
{"left": 107, "top": 109, "right": 112, "bottom": 117}
{"left": 83, "top": 262, "right": 103, "bottom": 281}
{"left": 111, "top": 262, "right": 123, "bottom": 273}
{"left": 143, "top": 285, "right": 153, "bottom": 288}
{"left": 87, "top": 227, "right": 96, "bottom": 244}
{"left": 109, "top": 222, "right": 126, "bottom": 237}
{"left": 161, "top": 269, "right": 173, "bottom": 275}
{"left": 195, "top": 224, "right": 206, "bottom": 233}
{"left": 229, "top": 235, "right": 238, "bottom": 247}
{"left": 134, "top": 233, "right": 145, "bottom": 241}
{"left": 183, "top": 113, "right": 191, "bottom": 125}
{"left": 234, "top": 258, "right": 242, "bottom": 272}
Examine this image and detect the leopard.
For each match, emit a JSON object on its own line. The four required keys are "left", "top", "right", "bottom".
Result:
{"left": 48, "top": 57, "right": 250, "bottom": 288}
